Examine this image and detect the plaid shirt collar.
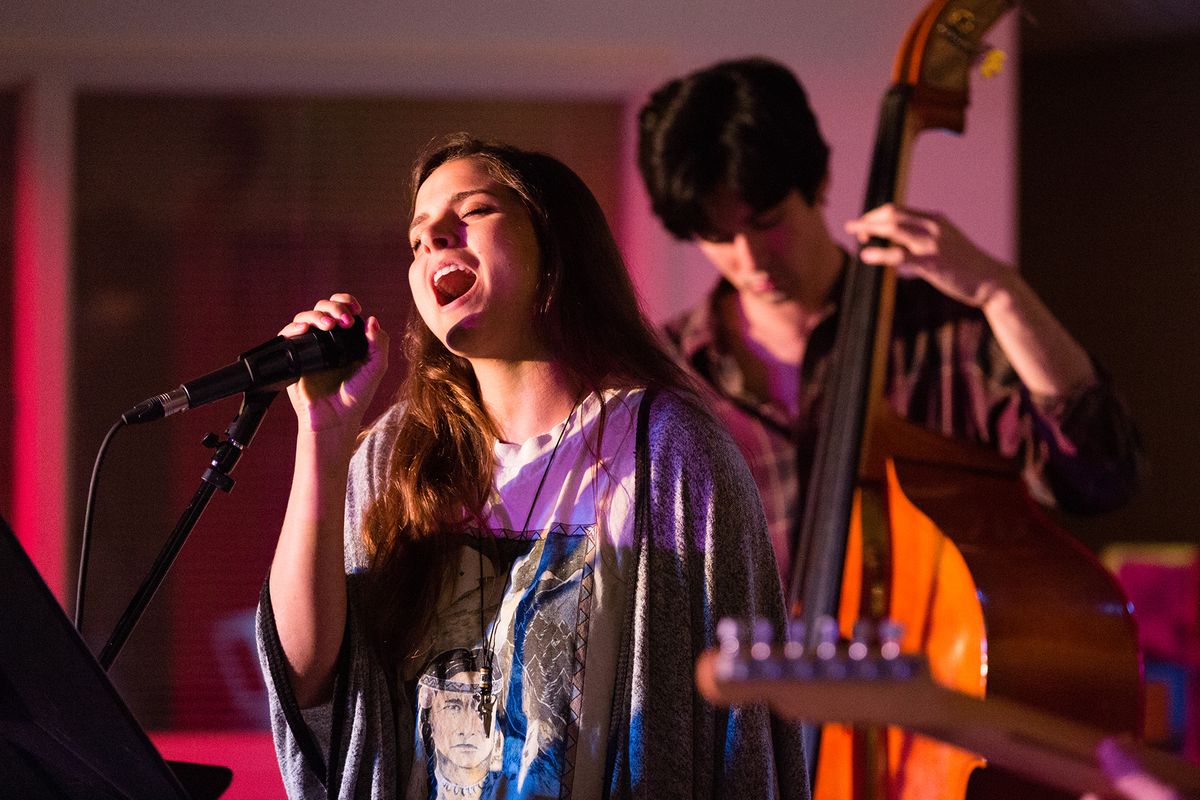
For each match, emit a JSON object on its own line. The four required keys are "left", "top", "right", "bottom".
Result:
{"left": 674, "top": 274, "right": 845, "bottom": 435}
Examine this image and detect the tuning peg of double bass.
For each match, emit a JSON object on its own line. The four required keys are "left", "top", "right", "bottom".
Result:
{"left": 979, "top": 46, "right": 1006, "bottom": 78}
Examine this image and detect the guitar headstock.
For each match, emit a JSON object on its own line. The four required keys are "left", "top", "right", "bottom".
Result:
{"left": 709, "top": 616, "right": 920, "bottom": 681}
{"left": 699, "top": 618, "right": 1200, "bottom": 799}
{"left": 698, "top": 616, "right": 943, "bottom": 728}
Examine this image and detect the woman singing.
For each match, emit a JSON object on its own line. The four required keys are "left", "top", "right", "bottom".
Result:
{"left": 257, "top": 134, "right": 807, "bottom": 799}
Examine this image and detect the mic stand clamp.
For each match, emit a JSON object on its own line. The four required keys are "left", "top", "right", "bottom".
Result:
{"left": 98, "top": 390, "right": 279, "bottom": 671}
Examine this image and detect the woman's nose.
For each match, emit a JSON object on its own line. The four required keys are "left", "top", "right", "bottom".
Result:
{"left": 418, "top": 219, "right": 459, "bottom": 252}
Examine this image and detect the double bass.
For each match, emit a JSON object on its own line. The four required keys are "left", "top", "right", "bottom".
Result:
{"left": 721, "top": 2, "right": 1141, "bottom": 798}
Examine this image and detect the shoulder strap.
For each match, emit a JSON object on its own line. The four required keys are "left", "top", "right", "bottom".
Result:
{"left": 634, "top": 387, "right": 659, "bottom": 531}
{"left": 603, "top": 386, "right": 660, "bottom": 799}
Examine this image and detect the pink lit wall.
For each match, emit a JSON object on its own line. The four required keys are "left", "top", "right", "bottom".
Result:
{"left": 12, "top": 80, "right": 73, "bottom": 601}
{"left": 0, "top": 93, "right": 14, "bottom": 524}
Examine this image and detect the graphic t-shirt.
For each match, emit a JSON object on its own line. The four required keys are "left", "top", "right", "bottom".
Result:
{"left": 405, "top": 388, "right": 642, "bottom": 800}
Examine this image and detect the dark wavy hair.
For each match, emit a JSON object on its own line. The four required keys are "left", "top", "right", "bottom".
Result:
{"left": 361, "top": 134, "right": 694, "bottom": 668}
{"left": 637, "top": 57, "right": 830, "bottom": 240}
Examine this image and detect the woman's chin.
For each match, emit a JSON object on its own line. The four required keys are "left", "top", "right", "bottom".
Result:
{"left": 443, "top": 314, "right": 483, "bottom": 354}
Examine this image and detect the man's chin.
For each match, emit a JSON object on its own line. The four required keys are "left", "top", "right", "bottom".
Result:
{"left": 747, "top": 286, "right": 790, "bottom": 304}
{"left": 737, "top": 277, "right": 783, "bottom": 300}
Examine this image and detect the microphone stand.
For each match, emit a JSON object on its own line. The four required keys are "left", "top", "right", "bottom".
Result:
{"left": 98, "top": 389, "right": 279, "bottom": 671}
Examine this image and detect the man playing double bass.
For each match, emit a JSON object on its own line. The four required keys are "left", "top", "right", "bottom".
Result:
{"left": 636, "top": 57, "right": 1142, "bottom": 583}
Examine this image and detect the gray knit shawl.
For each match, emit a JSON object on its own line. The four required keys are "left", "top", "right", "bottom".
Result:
{"left": 257, "top": 390, "right": 810, "bottom": 799}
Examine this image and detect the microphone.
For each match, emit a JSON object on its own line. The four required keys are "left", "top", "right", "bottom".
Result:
{"left": 121, "top": 316, "right": 368, "bottom": 425}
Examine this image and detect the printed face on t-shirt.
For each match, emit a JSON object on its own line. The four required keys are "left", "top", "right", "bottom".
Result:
{"left": 428, "top": 674, "right": 492, "bottom": 774}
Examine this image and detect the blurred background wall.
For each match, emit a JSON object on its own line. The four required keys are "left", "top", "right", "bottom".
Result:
{"left": 2, "top": 1, "right": 1198, "bottom": 795}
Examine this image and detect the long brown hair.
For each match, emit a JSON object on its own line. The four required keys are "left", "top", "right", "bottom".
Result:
{"left": 361, "top": 134, "right": 693, "bottom": 668}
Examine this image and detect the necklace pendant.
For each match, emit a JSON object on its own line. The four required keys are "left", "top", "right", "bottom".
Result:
{"left": 475, "top": 664, "right": 494, "bottom": 737}
{"left": 477, "top": 689, "right": 494, "bottom": 737}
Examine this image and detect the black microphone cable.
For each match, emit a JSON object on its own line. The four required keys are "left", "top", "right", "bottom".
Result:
{"left": 75, "top": 417, "right": 126, "bottom": 634}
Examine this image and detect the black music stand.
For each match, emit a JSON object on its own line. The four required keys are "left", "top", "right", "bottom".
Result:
{"left": 0, "top": 514, "right": 232, "bottom": 799}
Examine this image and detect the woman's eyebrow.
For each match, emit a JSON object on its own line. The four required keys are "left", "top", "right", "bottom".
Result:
{"left": 409, "top": 188, "right": 497, "bottom": 237}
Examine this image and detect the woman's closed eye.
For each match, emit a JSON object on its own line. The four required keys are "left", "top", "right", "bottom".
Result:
{"left": 410, "top": 208, "right": 494, "bottom": 251}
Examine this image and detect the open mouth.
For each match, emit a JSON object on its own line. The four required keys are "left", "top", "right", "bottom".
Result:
{"left": 433, "top": 264, "right": 477, "bottom": 306}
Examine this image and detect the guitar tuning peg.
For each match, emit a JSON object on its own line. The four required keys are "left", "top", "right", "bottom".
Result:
{"left": 849, "top": 619, "right": 873, "bottom": 662}
{"left": 751, "top": 617, "right": 774, "bottom": 661}
{"left": 714, "top": 617, "right": 750, "bottom": 681}
{"left": 878, "top": 619, "right": 904, "bottom": 660}
{"left": 785, "top": 619, "right": 806, "bottom": 660}
{"left": 815, "top": 615, "right": 839, "bottom": 661}
{"left": 716, "top": 617, "right": 745, "bottom": 656}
